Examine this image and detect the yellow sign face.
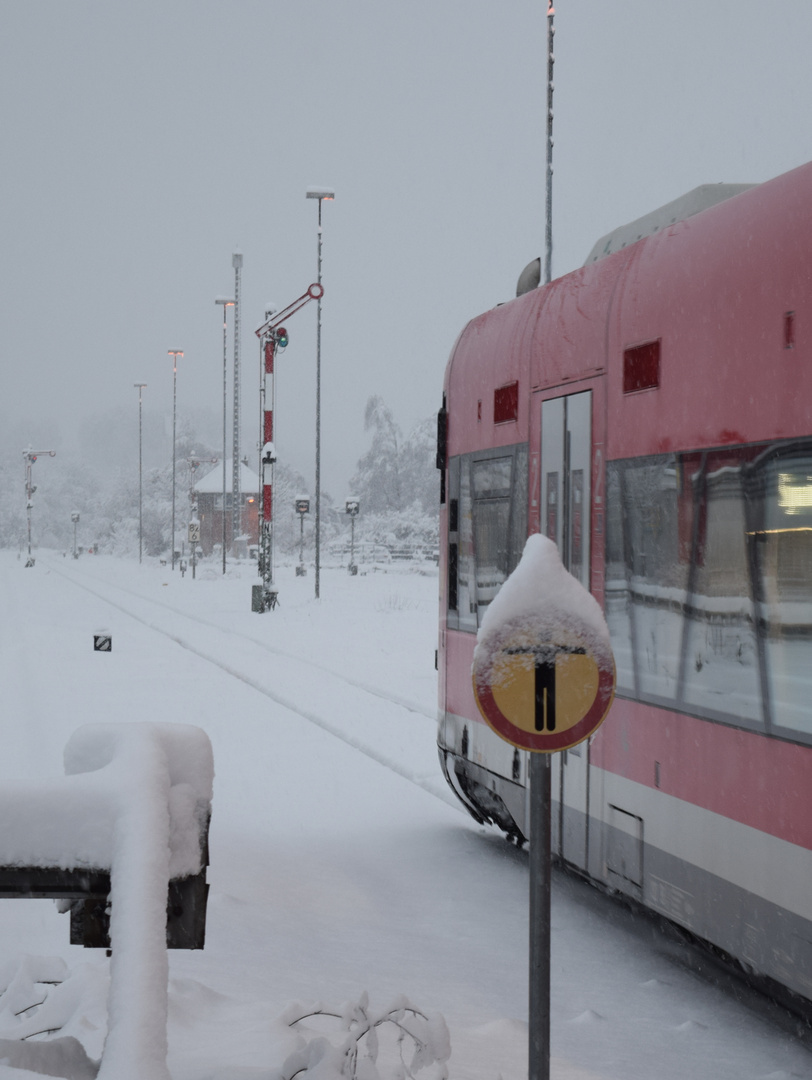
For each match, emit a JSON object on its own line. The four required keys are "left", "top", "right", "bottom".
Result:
{"left": 473, "top": 634, "right": 615, "bottom": 753}
{"left": 490, "top": 651, "right": 599, "bottom": 738}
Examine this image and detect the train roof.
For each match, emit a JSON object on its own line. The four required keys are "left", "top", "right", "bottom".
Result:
{"left": 447, "top": 158, "right": 812, "bottom": 462}
{"left": 583, "top": 182, "right": 755, "bottom": 265}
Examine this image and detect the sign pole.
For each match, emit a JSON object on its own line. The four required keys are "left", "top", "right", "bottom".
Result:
{"left": 528, "top": 751, "right": 551, "bottom": 1080}
{"left": 471, "top": 534, "right": 616, "bottom": 1080}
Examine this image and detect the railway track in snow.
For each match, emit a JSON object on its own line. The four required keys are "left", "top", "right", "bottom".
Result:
{"left": 42, "top": 557, "right": 457, "bottom": 811}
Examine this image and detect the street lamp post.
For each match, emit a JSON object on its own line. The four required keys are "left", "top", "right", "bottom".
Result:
{"left": 295, "top": 497, "right": 310, "bottom": 576}
{"left": 306, "top": 186, "right": 334, "bottom": 599}
{"left": 168, "top": 351, "right": 184, "bottom": 570}
{"left": 134, "top": 383, "right": 147, "bottom": 563}
{"left": 215, "top": 299, "right": 234, "bottom": 575}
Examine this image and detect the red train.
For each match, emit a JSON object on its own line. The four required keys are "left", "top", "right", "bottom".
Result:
{"left": 437, "top": 160, "right": 812, "bottom": 1008}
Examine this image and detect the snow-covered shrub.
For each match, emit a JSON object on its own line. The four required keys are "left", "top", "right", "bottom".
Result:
{"left": 278, "top": 994, "right": 450, "bottom": 1080}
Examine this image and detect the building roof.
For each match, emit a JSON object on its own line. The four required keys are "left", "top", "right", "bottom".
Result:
{"left": 195, "top": 459, "right": 258, "bottom": 495}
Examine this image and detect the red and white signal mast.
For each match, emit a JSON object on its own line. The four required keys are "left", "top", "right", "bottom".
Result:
{"left": 252, "top": 282, "right": 324, "bottom": 612}
{"left": 22, "top": 447, "right": 56, "bottom": 567}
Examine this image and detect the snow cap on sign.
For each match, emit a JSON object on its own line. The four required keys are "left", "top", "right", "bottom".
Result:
{"left": 473, "top": 533, "right": 613, "bottom": 683}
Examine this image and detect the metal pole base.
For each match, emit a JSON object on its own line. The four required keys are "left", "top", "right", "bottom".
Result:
{"left": 251, "top": 585, "right": 279, "bottom": 612}
{"left": 529, "top": 752, "right": 551, "bottom": 1080}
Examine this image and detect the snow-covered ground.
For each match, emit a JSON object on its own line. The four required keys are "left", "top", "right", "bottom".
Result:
{"left": 0, "top": 550, "right": 810, "bottom": 1080}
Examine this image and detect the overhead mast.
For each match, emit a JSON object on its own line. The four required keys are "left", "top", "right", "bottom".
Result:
{"left": 531, "top": 12, "right": 556, "bottom": 1080}
{"left": 544, "top": 2, "right": 555, "bottom": 285}
{"left": 232, "top": 252, "right": 243, "bottom": 546}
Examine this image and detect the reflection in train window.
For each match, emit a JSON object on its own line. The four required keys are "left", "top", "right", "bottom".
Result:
{"left": 751, "top": 451, "right": 812, "bottom": 736}
{"left": 605, "top": 456, "right": 689, "bottom": 706}
{"left": 473, "top": 457, "right": 512, "bottom": 621}
{"left": 681, "top": 457, "right": 760, "bottom": 724}
{"left": 608, "top": 440, "right": 812, "bottom": 742}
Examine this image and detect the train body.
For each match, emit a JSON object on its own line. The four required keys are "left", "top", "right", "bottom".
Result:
{"left": 437, "top": 160, "right": 812, "bottom": 1006}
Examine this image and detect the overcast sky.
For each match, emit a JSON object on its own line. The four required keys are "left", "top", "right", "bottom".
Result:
{"left": 3, "top": 1, "right": 812, "bottom": 495}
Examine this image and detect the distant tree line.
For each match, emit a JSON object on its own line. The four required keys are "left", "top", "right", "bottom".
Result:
{"left": 0, "top": 397, "right": 439, "bottom": 561}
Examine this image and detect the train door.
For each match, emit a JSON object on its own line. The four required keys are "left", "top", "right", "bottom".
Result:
{"left": 540, "top": 391, "right": 592, "bottom": 871}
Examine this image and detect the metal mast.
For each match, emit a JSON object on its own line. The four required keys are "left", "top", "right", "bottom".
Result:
{"left": 544, "top": 3, "right": 555, "bottom": 285}
{"left": 232, "top": 252, "right": 243, "bottom": 546}
{"left": 530, "top": 14, "right": 556, "bottom": 1080}
{"left": 134, "top": 383, "right": 147, "bottom": 563}
{"left": 306, "top": 187, "right": 334, "bottom": 599}
{"left": 315, "top": 207, "right": 323, "bottom": 599}
{"left": 168, "top": 350, "right": 184, "bottom": 569}
{"left": 215, "top": 298, "right": 234, "bottom": 573}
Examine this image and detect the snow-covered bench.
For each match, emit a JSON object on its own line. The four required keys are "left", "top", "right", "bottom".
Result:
{"left": 0, "top": 723, "right": 214, "bottom": 1080}
{"left": 0, "top": 722, "right": 212, "bottom": 949}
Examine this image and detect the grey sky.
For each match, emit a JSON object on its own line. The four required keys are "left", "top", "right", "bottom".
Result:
{"left": 2, "top": 1, "right": 812, "bottom": 495}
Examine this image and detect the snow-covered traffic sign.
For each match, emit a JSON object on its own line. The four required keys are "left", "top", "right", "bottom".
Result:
{"left": 472, "top": 534, "right": 615, "bottom": 753}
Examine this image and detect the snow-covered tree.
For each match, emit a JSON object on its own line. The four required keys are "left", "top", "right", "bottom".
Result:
{"left": 351, "top": 397, "right": 405, "bottom": 513}
{"left": 350, "top": 398, "right": 439, "bottom": 516}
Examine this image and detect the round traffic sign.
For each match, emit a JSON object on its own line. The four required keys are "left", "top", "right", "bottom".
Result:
{"left": 473, "top": 634, "right": 614, "bottom": 752}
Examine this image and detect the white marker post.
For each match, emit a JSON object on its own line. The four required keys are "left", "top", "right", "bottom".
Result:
{"left": 472, "top": 534, "right": 615, "bottom": 1080}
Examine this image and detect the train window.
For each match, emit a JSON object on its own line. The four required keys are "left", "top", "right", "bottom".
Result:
{"left": 680, "top": 456, "right": 761, "bottom": 725}
{"left": 749, "top": 449, "right": 812, "bottom": 736}
{"left": 457, "top": 456, "right": 477, "bottom": 631}
{"left": 605, "top": 467, "right": 634, "bottom": 695}
{"left": 447, "top": 497, "right": 460, "bottom": 613}
{"left": 448, "top": 541, "right": 459, "bottom": 612}
{"left": 606, "top": 456, "right": 689, "bottom": 706}
{"left": 607, "top": 440, "right": 812, "bottom": 740}
{"left": 473, "top": 457, "right": 513, "bottom": 620}
{"left": 446, "top": 444, "right": 528, "bottom": 630}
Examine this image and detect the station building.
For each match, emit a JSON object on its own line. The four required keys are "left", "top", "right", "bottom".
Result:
{"left": 194, "top": 459, "right": 259, "bottom": 556}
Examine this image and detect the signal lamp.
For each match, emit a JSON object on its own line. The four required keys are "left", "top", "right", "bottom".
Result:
{"left": 275, "top": 327, "right": 289, "bottom": 348}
